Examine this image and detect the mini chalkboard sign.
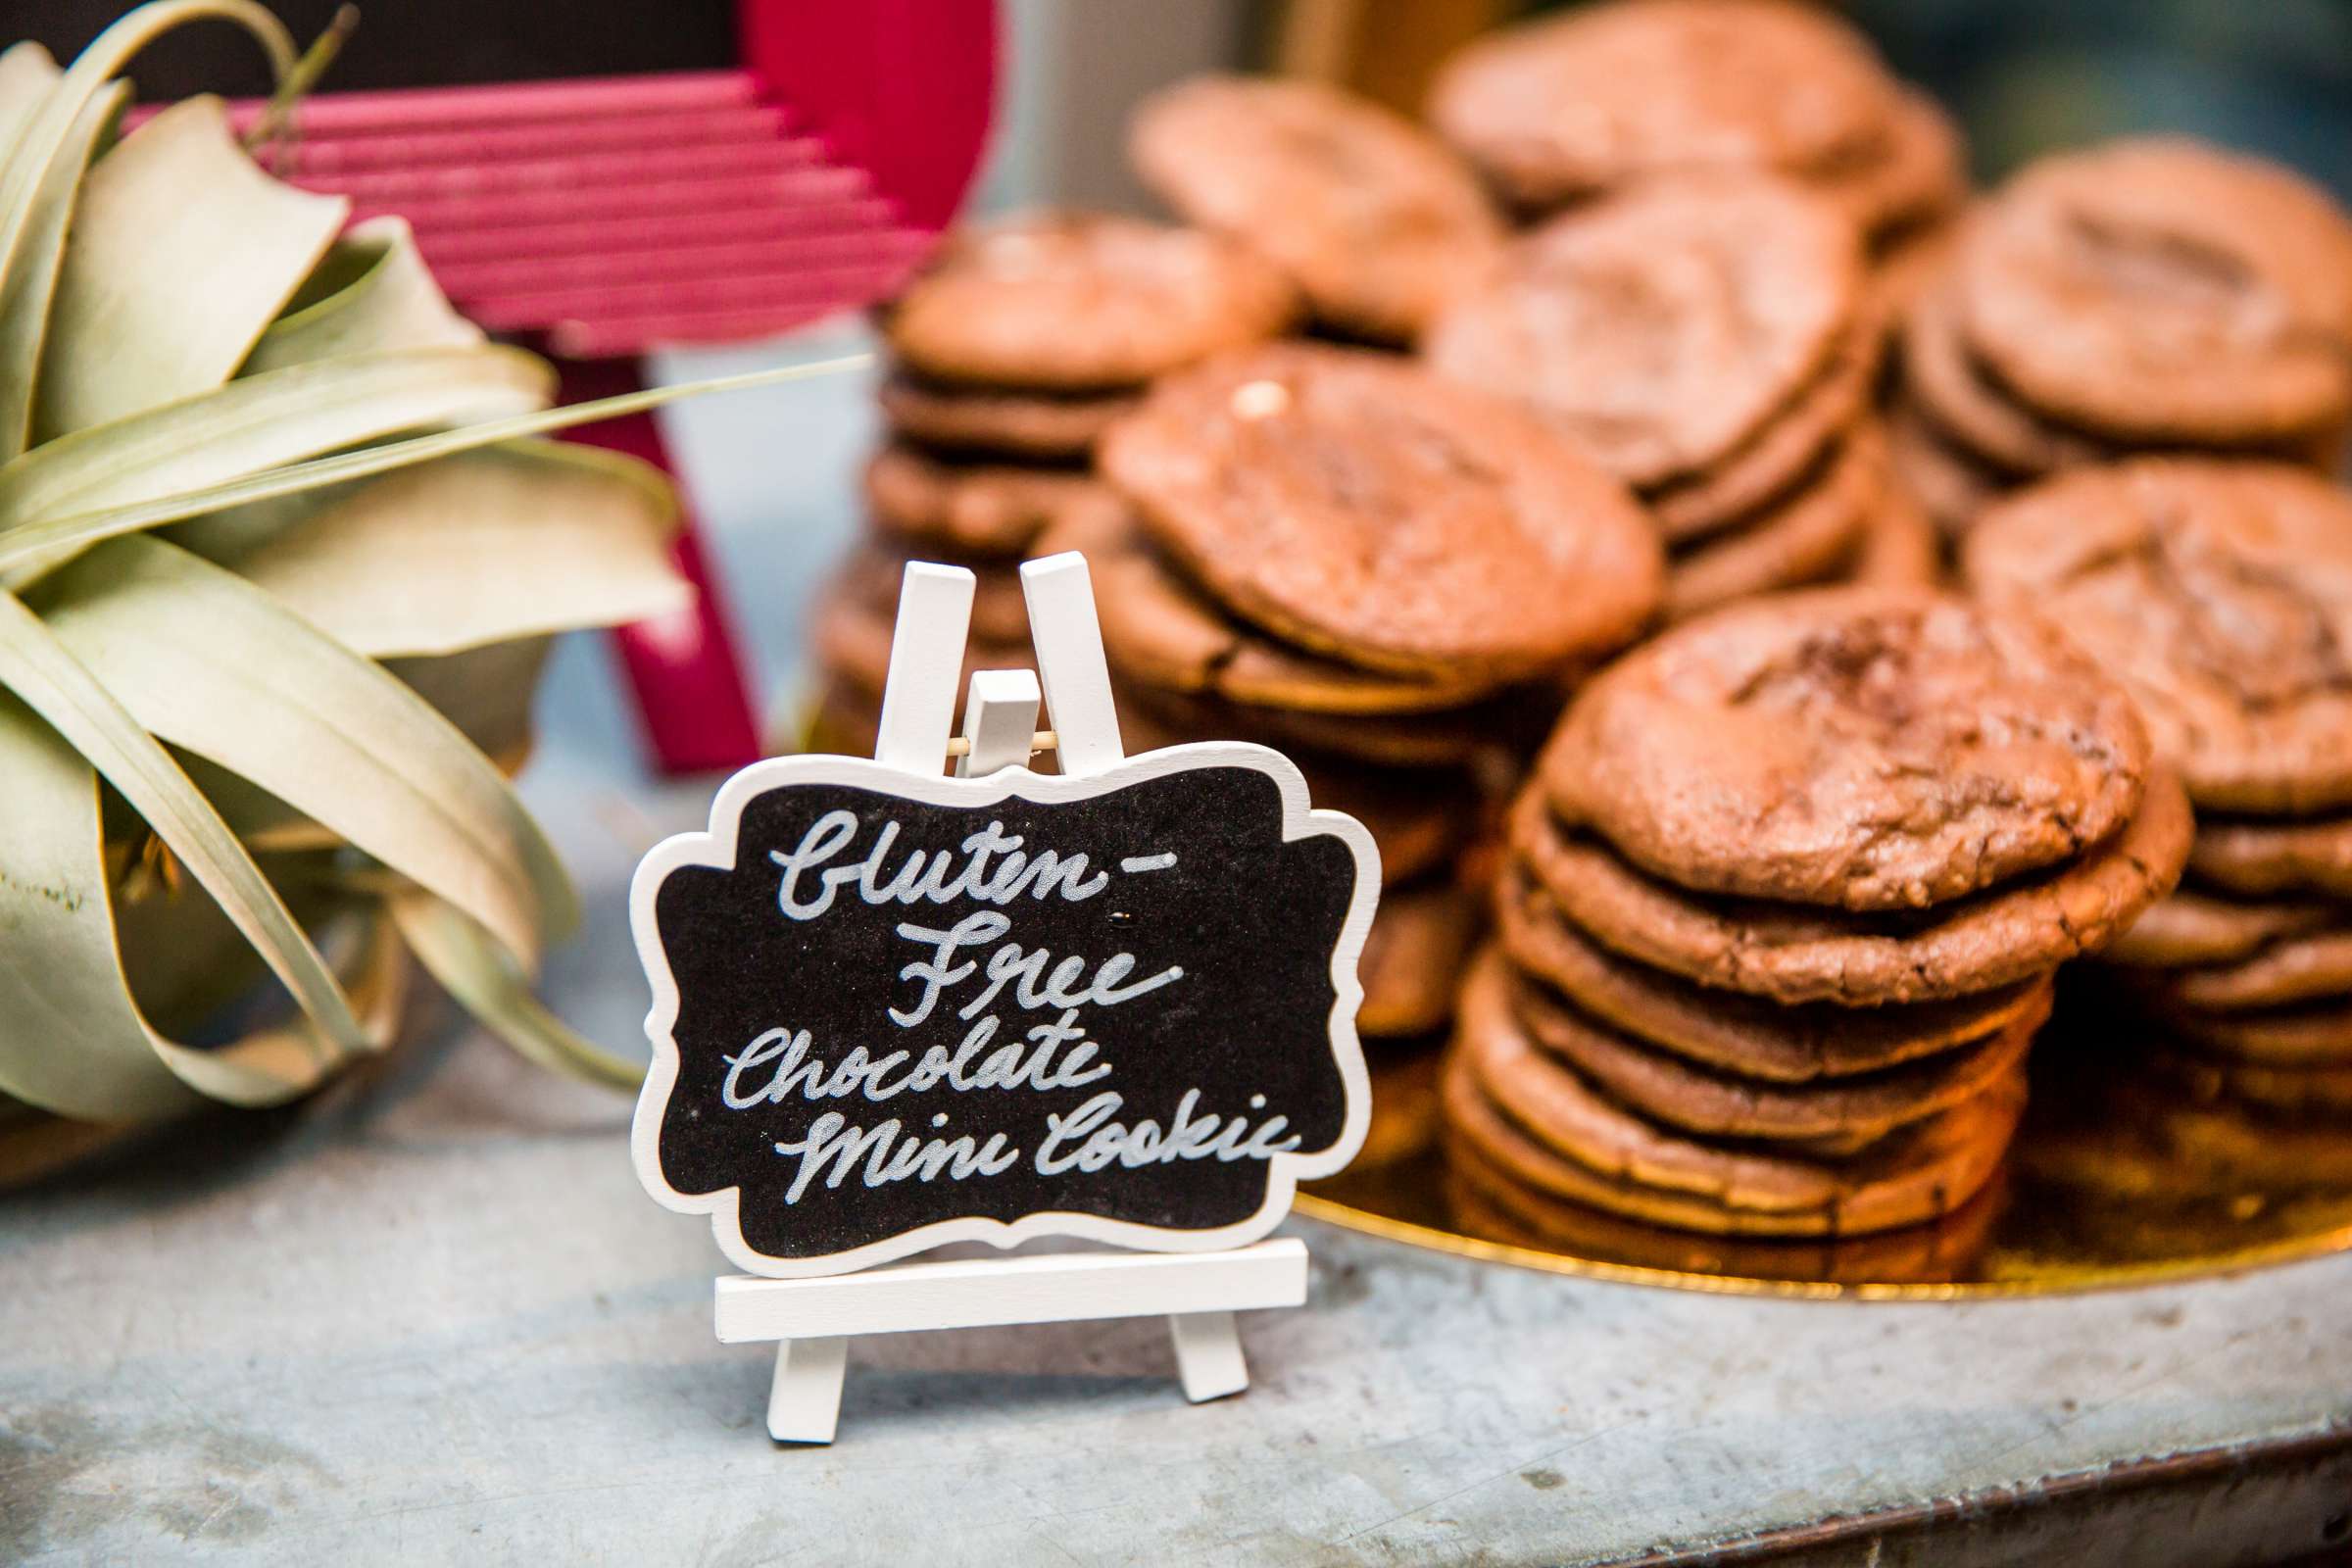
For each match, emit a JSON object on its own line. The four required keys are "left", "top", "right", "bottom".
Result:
{"left": 629, "top": 553, "right": 1377, "bottom": 1443}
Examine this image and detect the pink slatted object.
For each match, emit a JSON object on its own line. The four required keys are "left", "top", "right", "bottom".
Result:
{"left": 239, "top": 70, "right": 942, "bottom": 359}
{"left": 172, "top": 2, "right": 999, "bottom": 772}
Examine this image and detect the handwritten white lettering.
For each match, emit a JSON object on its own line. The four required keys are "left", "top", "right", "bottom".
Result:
{"left": 734, "top": 799, "right": 1306, "bottom": 1218}
{"left": 770, "top": 813, "right": 1113, "bottom": 923}
{"left": 1035, "top": 1090, "right": 1301, "bottom": 1175}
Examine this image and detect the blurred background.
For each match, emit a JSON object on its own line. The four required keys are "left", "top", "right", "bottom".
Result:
{"left": 27, "top": 0, "right": 2352, "bottom": 204}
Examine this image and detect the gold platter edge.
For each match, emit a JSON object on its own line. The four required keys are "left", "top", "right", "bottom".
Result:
{"left": 1294, "top": 1191, "right": 2352, "bottom": 1301}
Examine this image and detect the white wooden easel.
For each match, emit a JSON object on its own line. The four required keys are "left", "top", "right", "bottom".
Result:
{"left": 717, "top": 555, "right": 1312, "bottom": 1445}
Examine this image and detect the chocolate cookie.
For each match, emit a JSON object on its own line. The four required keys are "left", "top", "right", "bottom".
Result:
{"left": 1662, "top": 426, "right": 1881, "bottom": 621}
{"left": 1886, "top": 394, "right": 2002, "bottom": 540}
{"left": 810, "top": 582, "right": 1036, "bottom": 710}
{"left": 1645, "top": 319, "right": 1882, "bottom": 544}
{"left": 1544, "top": 587, "right": 2153, "bottom": 910}
{"left": 2169, "top": 1054, "right": 2352, "bottom": 1115}
{"left": 1310, "top": 765, "right": 1473, "bottom": 890}
{"left": 1865, "top": 219, "right": 1957, "bottom": 336}
{"left": 2144, "top": 1086, "right": 2352, "bottom": 1184}
{"left": 1840, "top": 481, "right": 1943, "bottom": 590}
{"left": 1359, "top": 877, "right": 1486, "bottom": 1037}
{"left": 1963, "top": 461, "right": 2352, "bottom": 813}
{"left": 2167, "top": 999, "right": 2352, "bottom": 1067}
{"left": 2189, "top": 813, "right": 2352, "bottom": 900}
{"left": 1444, "top": 1131, "right": 2003, "bottom": 1284}
{"left": 1447, "top": 956, "right": 2023, "bottom": 1234}
{"left": 1955, "top": 140, "right": 2352, "bottom": 444}
{"left": 1130, "top": 74, "right": 1502, "bottom": 345}
{"left": 2143, "top": 927, "right": 2352, "bottom": 1013}
{"left": 1114, "top": 691, "right": 1475, "bottom": 888}
{"left": 1506, "top": 964, "right": 2042, "bottom": 1141}
{"left": 835, "top": 536, "right": 1033, "bottom": 646}
{"left": 1515, "top": 767, "right": 2192, "bottom": 1004}
{"left": 1120, "top": 681, "right": 1510, "bottom": 770}
{"left": 2104, "top": 889, "right": 2335, "bottom": 969}
{"left": 1106, "top": 651, "right": 1477, "bottom": 780}
{"left": 1101, "top": 342, "right": 1662, "bottom": 682}
{"left": 1427, "top": 0, "right": 1903, "bottom": 213}
{"left": 885, "top": 210, "right": 1298, "bottom": 391}
{"left": 1355, "top": 1048, "right": 1442, "bottom": 1172}
{"left": 864, "top": 442, "right": 1115, "bottom": 559}
{"left": 1059, "top": 503, "right": 1502, "bottom": 714}
{"left": 1424, "top": 174, "right": 1861, "bottom": 488}
{"left": 1816, "top": 88, "right": 1967, "bottom": 244}
{"left": 1494, "top": 862, "right": 2051, "bottom": 1081}
{"left": 1901, "top": 273, "right": 2109, "bottom": 477}
{"left": 876, "top": 374, "right": 1139, "bottom": 462}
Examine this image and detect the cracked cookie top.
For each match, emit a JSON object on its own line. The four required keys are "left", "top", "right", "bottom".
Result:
{"left": 1540, "top": 586, "right": 2152, "bottom": 910}
{"left": 1099, "top": 342, "right": 1661, "bottom": 683}
{"left": 1954, "top": 139, "right": 2352, "bottom": 444}
{"left": 1129, "top": 74, "right": 1502, "bottom": 346}
{"left": 1964, "top": 459, "right": 2352, "bottom": 814}
{"left": 1427, "top": 0, "right": 1901, "bottom": 213}
{"left": 1423, "top": 172, "right": 1861, "bottom": 490}
{"left": 1513, "top": 770, "right": 2190, "bottom": 1004}
{"left": 884, "top": 211, "right": 1298, "bottom": 392}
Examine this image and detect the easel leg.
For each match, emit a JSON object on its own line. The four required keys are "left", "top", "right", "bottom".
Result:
{"left": 766, "top": 1336, "right": 850, "bottom": 1444}
{"left": 1167, "top": 1311, "right": 1249, "bottom": 1403}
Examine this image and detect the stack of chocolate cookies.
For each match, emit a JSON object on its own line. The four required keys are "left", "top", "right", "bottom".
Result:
{"left": 806, "top": 210, "right": 1299, "bottom": 756}
{"left": 1128, "top": 74, "right": 1503, "bottom": 348}
{"left": 1088, "top": 342, "right": 1664, "bottom": 1040}
{"left": 1446, "top": 587, "right": 2190, "bottom": 1239}
{"left": 1425, "top": 174, "right": 1936, "bottom": 620}
{"left": 1891, "top": 139, "right": 2352, "bottom": 546}
{"left": 1427, "top": 0, "right": 1965, "bottom": 321}
{"left": 1966, "top": 461, "right": 2352, "bottom": 1115}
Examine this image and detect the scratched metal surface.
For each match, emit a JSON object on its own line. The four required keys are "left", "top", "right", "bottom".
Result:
{"left": 4, "top": 333, "right": 2350, "bottom": 1566}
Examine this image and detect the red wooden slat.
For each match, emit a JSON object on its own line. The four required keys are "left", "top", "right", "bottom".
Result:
{"left": 252, "top": 71, "right": 760, "bottom": 133}
{"left": 465, "top": 262, "right": 913, "bottom": 331}
{"left": 288, "top": 138, "right": 826, "bottom": 203}
{"left": 428, "top": 229, "right": 931, "bottom": 296}
{"left": 349, "top": 166, "right": 875, "bottom": 233}
{"left": 270, "top": 107, "right": 793, "bottom": 174}
{"left": 405, "top": 200, "right": 902, "bottom": 266}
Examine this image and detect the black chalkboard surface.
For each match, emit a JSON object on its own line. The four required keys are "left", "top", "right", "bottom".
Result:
{"left": 630, "top": 744, "right": 1378, "bottom": 1278}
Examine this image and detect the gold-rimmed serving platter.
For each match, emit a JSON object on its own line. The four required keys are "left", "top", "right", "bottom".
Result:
{"left": 1303, "top": 1005, "right": 2352, "bottom": 1299}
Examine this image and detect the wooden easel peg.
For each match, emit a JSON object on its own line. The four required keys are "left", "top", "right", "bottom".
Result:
{"left": 943, "top": 729, "right": 1055, "bottom": 761}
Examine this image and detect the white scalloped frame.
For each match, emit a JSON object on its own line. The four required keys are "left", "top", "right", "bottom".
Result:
{"left": 629, "top": 740, "right": 1378, "bottom": 1281}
